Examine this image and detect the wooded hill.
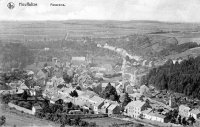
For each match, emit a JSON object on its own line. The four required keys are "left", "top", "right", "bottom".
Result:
{"left": 144, "top": 56, "right": 200, "bottom": 99}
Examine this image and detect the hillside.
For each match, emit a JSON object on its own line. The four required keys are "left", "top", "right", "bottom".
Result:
{"left": 144, "top": 56, "right": 200, "bottom": 99}
{"left": 1, "top": 20, "right": 200, "bottom": 68}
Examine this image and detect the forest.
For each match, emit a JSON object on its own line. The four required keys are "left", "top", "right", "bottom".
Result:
{"left": 143, "top": 56, "right": 200, "bottom": 99}
{"left": 1, "top": 43, "right": 34, "bottom": 71}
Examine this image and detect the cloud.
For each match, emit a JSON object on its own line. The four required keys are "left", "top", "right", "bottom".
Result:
{"left": 0, "top": 0, "right": 200, "bottom": 22}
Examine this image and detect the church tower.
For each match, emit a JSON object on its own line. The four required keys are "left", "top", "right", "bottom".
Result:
{"left": 169, "top": 95, "right": 176, "bottom": 108}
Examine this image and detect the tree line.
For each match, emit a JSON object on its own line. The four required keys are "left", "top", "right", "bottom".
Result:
{"left": 1, "top": 43, "right": 34, "bottom": 71}
{"left": 143, "top": 56, "right": 200, "bottom": 99}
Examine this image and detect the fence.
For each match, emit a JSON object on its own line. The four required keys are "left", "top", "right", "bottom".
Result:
{"left": 66, "top": 114, "right": 108, "bottom": 119}
{"left": 8, "top": 102, "right": 34, "bottom": 115}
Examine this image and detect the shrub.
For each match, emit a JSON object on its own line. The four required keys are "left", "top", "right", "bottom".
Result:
{"left": 0, "top": 116, "right": 6, "bottom": 126}
{"left": 88, "top": 122, "right": 97, "bottom": 127}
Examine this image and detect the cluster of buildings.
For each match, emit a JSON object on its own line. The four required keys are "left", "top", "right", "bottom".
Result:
{"left": 2, "top": 50, "right": 200, "bottom": 126}
{"left": 179, "top": 105, "right": 200, "bottom": 120}
{"left": 44, "top": 84, "right": 121, "bottom": 116}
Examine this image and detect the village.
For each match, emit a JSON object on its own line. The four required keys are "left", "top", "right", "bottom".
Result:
{"left": 1, "top": 47, "right": 200, "bottom": 127}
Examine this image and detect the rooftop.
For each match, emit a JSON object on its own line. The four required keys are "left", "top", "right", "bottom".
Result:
{"left": 102, "top": 103, "right": 111, "bottom": 109}
{"left": 148, "top": 111, "right": 166, "bottom": 119}
{"left": 190, "top": 109, "right": 200, "bottom": 115}
{"left": 90, "top": 95, "right": 105, "bottom": 104}
{"left": 142, "top": 108, "right": 152, "bottom": 114}
{"left": 108, "top": 104, "right": 118, "bottom": 110}
{"left": 179, "top": 104, "right": 190, "bottom": 110}
{"left": 126, "top": 100, "right": 146, "bottom": 108}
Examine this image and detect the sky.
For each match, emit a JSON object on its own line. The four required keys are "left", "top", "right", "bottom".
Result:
{"left": 0, "top": 0, "right": 200, "bottom": 22}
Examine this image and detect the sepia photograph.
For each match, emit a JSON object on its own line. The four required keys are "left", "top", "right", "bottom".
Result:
{"left": 1, "top": 0, "right": 200, "bottom": 127}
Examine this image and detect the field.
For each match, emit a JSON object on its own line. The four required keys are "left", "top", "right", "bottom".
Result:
{"left": 0, "top": 104, "right": 64, "bottom": 127}
{"left": 84, "top": 117, "right": 136, "bottom": 127}
{"left": 1, "top": 20, "right": 200, "bottom": 62}
{"left": 1, "top": 20, "right": 200, "bottom": 42}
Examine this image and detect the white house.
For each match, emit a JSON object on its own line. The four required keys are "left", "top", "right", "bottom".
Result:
{"left": 107, "top": 104, "right": 120, "bottom": 115}
{"left": 189, "top": 109, "right": 200, "bottom": 120}
{"left": 32, "top": 105, "right": 42, "bottom": 115}
{"left": 142, "top": 108, "right": 167, "bottom": 123}
{"left": 71, "top": 57, "right": 86, "bottom": 65}
{"left": 124, "top": 100, "right": 148, "bottom": 118}
{"left": 101, "top": 103, "right": 111, "bottom": 114}
{"left": 179, "top": 105, "right": 190, "bottom": 117}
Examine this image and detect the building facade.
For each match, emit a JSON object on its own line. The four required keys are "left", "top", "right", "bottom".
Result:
{"left": 124, "top": 100, "right": 148, "bottom": 118}
{"left": 179, "top": 105, "right": 190, "bottom": 117}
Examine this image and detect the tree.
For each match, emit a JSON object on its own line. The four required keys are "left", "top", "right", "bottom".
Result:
{"left": 2, "top": 43, "right": 34, "bottom": 70}
{"left": 145, "top": 56, "right": 200, "bottom": 100}
{"left": 0, "top": 116, "right": 6, "bottom": 126}
{"left": 63, "top": 73, "right": 73, "bottom": 83}
{"left": 120, "top": 93, "right": 131, "bottom": 106}
{"left": 93, "top": 84, "right": 102, "bottom": 95}
{"left": 55, "top": 99, "right": 64, "bottom": 105}
{"left": 60, "top": 115, "right": 66, "bottom": 125}
{"left": 60, "top": 124, "right": 65, "bottom": 127}
{"left": 182, "top": 117, "right": 187, "bottom": 125}
{"left": 88, "top": 122, "right": 97, "bottom": 127}
{"left": 1, "top": 94, "right": 11, "bottom": 104}
{"left": 74, "top": 117, "right": 81, "bottom": 125}
{"left": 188, "top": 116, "right": 195, "bottom": 125}
{"left": 79, "top": 120, "right": 88, "bottom": 126}
{"left": 178, "top": 115, "right": 182, "bottom": 124}
{"left": 21, "top": 90, "right": 28, "bottom": 100}
{"left": 102, "top": 82, "right": 119, "bottom": 101}
{"left": 76, "top": 86, "right": 81, "bottom": 90}
{"left": 70, "top": 90, "right": 78, "bottom": 97}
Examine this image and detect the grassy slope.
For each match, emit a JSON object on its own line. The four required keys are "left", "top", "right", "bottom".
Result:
{"left": 0, "top": 104, "right": 63, "bottom": 127}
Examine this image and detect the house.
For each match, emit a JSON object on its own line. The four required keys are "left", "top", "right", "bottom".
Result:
{"left": 8, "top": 102, "right": 42, "bottom": 115}
{"left": 179, "top": 105, "right": 190, "bottom": 117}
{"left": 50, "top": 97, "right": 60, "bottom": 104}
{"left": 124, "top": 100, "right": 148, "bottom": 118}
{"left": 140, "top": 85, "right": 149, "bottom": 95}
{"left": 148, "top": 111, "right": 167, "bottom": 123}
{"left": 74, "top": 98, "right": 86, "bottom": 108}
{"left": 52, "top": 57, "right": 58, "bottom": 63}
{"left": 95, "top": 73, "right": 104, "bottom": 78}
{"left": 89, "top": 96, "right": 105, "bottom": 114}
{"left": 189, "top": 109, "right": 200, "bottom": 120}
{"left": 68, "top": 110, "right": 83, "bottom": 115}
{"left": 169, "top": 95, "right": 176, "bottom": 108}
{"left": 29, "top": 89, "right": 36, "bottom": 96}
{"left": 142, "top": 108, "right": 167, "bottom": 123}
{"left": 101, "top": 103, "right": 111, "bottom": 114}
{"left": 79, "top": 90, "right": 97, "bottom": 103}
{"left": 32, "top": 104, "right": 42, "bottom": 115}
{"left": 71, "top": 57, "right": 86, "bottom": 65}
{"left": 0, "top": 84, "right": 13, "bottom": 94}
{"left": 72, "top": 57, "right": 86, "bottom": 61}
{"left": 126, "top": 85, "right": 135, "bottom": 94}
{"left": 36, "top": 69, "right": 49, "bottom": 86}
{"left": 142, "top": 108, "right": 153, "bottom": 119}
{"left": 51, "top": 76, "right": 64, "bottom": 86}
{"left": 27, "top": 70, "right": 34, "bottom": 76}
{"left": 107, "top": 104, "right": 120, "bottom": 115}
{"left": 63, "top": 97, "right": 73, "bottom": 103}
